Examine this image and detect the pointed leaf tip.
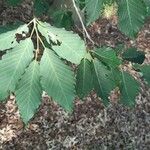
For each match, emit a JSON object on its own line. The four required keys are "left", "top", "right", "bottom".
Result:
{"left": 120, "top": 71, "right": 140, "bottom": 107}
{"left": 16, "top": 61, "right": 42, "bottom": 124}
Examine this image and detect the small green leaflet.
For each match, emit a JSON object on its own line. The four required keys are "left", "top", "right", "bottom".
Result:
{"left": 40, "top": 48, "right": 75, "bottom": 112}
{"left": 117, "top": 0, "right": 146, "bottom": 38}
{"left": 51, "top": 10, "right": 74, "bottom": 29}
{"left": 139, "top": 65, "right": 150, "bottom": 86}
{"left": 85, "top": 0, "right": 105, "bottom": 25}
{"left": 110, "top": 68, "right": 122, "bottom": 86}
{"left": 0, "top": 24, "right": 29, "bottom": 51}
{"left": 93, "top": 47, "right": 121, "bottom": 68}
{"left": 93, "top": 59, "right": 115, "bottom": 106}
{"left": 104, "top": 0, "right": 116, "bottom": 4}
{"left": 144, "top": 0, "right": 150, "bottom": 16}
{"left": 0, "top": 22, "right": 24, "bottom": 34}
{"left": 6, "top": 0, "right": 23, "bottom": 6}
{"left": 0, "top": 38, "right": 34, "bottom": 101}
{"left": 33, "top": 0, "right": 49, "bottom": 16}
{"left": 37, "top": 21, "right": 86, "bottom": 64}
{"left": 76, "top": 58, "right": 93, "bottom": 98}
{"left": 76, "top": 0, "right": 86, "bottom": 9}
{"left": 120, "top": 71, "right": 140, "bottom": 106}
{"left": 122, "top": 48, "right": 145, "bottom": 64}
{"left": 16, "top": 61, "right": 42, "bottom": 124}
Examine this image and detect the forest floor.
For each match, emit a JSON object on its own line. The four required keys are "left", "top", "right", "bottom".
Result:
{"left": 0, "top": 1, "right": 150, "bottom": 150}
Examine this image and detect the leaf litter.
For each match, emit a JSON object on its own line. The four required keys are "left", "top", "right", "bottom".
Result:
{"left": 0, "top": 1, "right": 150, "bottom": 149}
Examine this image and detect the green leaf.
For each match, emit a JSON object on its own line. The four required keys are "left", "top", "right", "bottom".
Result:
{"left": 33, "top": 0, "right": 49, "bottom": 16}
{"left": 120, "top": 71, "right": 139, "bottom": 106}
{"left": 122, "top": 48, "right": 145, "bottom": 64}
{"left": 37, "top": 21, "right": 86, "bottom": 64}
{"left": 0, "top": 38, "right": 34, "bottom": 101}
{"left": 117, "top": 0, "right": 146, "bottom": 38}
{"left": 76, "top": 0, "right": 86, "bottom": 9}
{"left": 85, "top": 0, "right": 105, "bottom": 25}
{"left": 93, "top": 59, "right": 115, "bottom": 106}
{"left": 115, "top": 43, "right": 125, "bottom": 54}
{"left": 0, "top": 22, "right": 24, "bottom": 34}
{"left": 144, "top": 0, "right": 150, "bottom": 16}
{"left": 6, "top": 0, "right": 23, "bottom": 6}
{"left": 40, "top": 48, "right": 75, "bottom": 112}
{"left": 104, "top": 0, "right": 116, "bottom": 4}
{"left": 16, "top": 61, "right": 42, "bottom": 124}
{"left": 110, "top": 68, "right": 122, "bottom": 86}
{"left": 0, "top": 24, "right": 29, "bottom": 51}
{"left": 140, "top": 65, "right": 150, "bottom": 86}
{"left": 132, "top": 64, "right": 150, "bottom": 86}
{"left": 51, "top": 10, "right": 74, "bottom": 29}
{"left": 76, "top": 58, "right": 93, "bottom": 98}
{"left": 93, "top": 47, "right": 121, "bottom": 68}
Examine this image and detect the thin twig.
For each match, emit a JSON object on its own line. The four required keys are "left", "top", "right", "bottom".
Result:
{"left": 35, "top": 19, "right": 46, "bottom": 48}
{"left": 27, "top": 18, "right": 34, "bottom": 27}
{"left": 30, "top": 26, "right": 35, "bottom": 38}
{"left": 33, "top": 19, "right": 39, "bottom": 60}
{"left": 35, "top": 30, "right": 39, "bottom": 60}
{"left": 30, "top": 18, "right": 36, "bottom": 38}
{"left": 72, "top": 0, "right": 95, "bottom": 45}
{"left": 32, "top": 18, "right": 45, "bottom": 60}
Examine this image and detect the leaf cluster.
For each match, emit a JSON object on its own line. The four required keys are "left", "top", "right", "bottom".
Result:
{"left": 0, "top": 18, "right": 86, "bottom": 124}
{"left": 0, "top": 0, "right": 150, "bottom": 124}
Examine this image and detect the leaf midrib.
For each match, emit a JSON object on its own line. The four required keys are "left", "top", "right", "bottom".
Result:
{"left": 82, "top": 59, "right": 86, "bottom": 93}
{"left": 94, "top": 51, "right": 118, "bottom": 65}
{"left": 22, "top": 62, "right": 38, "bottom": 122}
{"left": 125, "top": 0, "right": 133, "bottom": 29}
{"left": 121, "top": 72, "right": 130, "bottom": 100}
{"left": 87, "top": 0, "right": 100, "bottom": 24}
{"left": 93, "top": 61, "right": 105, "bottom": 100}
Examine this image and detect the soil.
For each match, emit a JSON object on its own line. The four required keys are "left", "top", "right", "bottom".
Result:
{"left": 0, "top": 1, "right": 150, "bottom": 150}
